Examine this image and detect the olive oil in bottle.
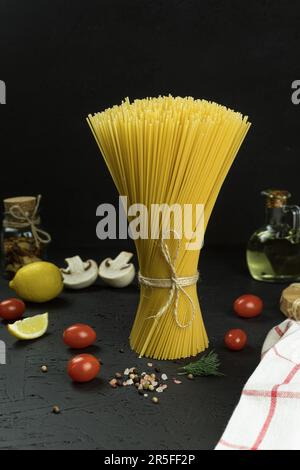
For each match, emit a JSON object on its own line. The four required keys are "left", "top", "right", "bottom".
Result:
{"left": 247, "top": 189, "right": 300, "bottom": 282}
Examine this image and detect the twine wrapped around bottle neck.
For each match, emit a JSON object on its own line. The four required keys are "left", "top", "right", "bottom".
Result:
{"left": 3, "top": 195, "right": 51, "bottom": 247}
{"left": 138, "top": 231, "right": 199, "bottom": 329}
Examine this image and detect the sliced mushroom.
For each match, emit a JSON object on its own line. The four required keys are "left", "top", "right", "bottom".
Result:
{"left": 99, "top": 251, "right": 135, "bottom": 288}
{"left": 61, "top": 256, "right": 98, "bottom": 289}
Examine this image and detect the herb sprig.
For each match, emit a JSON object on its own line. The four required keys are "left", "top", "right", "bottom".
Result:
{"left": 178, "top": 350, "right": 224, "bottom": 377}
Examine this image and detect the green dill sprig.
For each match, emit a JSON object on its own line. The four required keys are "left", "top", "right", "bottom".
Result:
{"left": 178, "top": 350, "right": 224, "bottom": 377}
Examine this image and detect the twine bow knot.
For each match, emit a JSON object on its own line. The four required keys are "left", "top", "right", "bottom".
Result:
{"left": 4, "top": 195, "right": 51, "bottom": 247}
{"left": 138, "top": 231, "right": 199, "bottom": 329}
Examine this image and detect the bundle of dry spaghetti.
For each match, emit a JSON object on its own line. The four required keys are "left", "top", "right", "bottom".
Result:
{"left": 87, "top": 96, "right": 250, "bottom": 360}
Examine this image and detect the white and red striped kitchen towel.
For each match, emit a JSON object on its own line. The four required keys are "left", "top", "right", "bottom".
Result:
{"left": 215, "top": 319, "right": 300, "bottom": 450}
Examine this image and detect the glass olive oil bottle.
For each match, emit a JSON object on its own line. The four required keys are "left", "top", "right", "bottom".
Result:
{"left": 247, "top": 189, "right": 300, "bottom": 282}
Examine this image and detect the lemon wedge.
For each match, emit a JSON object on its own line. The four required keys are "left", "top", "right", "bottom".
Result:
{"left": 7, "top": 313, "right": 48, "bottom": 340}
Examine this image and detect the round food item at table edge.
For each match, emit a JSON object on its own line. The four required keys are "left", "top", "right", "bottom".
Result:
{"left": 67, "top": 354, "right": 101, "bottom": 383}
{"left": 224, "top": 328, "right": 247, "bottom": 351}
{"left": 63, "top": 323, "right": 96, "bottom": 349}
{"left": 0, "top": 298, "right": 25, "bottom": 321}
{"left": 9, "top": 261, "right": 63, "bottom": 302}
{"left": 233, "top": 294, "right": 263, "bottom": 318}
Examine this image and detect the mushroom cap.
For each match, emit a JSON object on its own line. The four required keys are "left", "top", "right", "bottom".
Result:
{"left": 61, "top": 256, "right": 98, "bottom": 289}
{"left": 99, "top": 252, "right": 135, "bottom": 288}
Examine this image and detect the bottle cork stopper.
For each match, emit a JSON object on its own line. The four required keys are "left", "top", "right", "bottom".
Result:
{"left": 261, "top": 189, "right": 291, "bottom": 209}
{"left": 3, "top": 196, "right": 37, "bottom": 216}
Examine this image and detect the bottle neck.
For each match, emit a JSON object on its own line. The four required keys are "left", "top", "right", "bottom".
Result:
{"left": 265, "top": 207, "right": 284, "bottom": 227}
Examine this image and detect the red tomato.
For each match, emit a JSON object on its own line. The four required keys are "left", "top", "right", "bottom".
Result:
{"left": 63, "top": 324, "right": 96, "bottom": 349}
{"left": 0, "top": 298, "right": 25, "bottom": 321}
{"left": 224, "top": 329, "right": 247, "bottom": 351}
{"left": 67, "top": 354, "right": 100, "bottom": 383}
{"left": 233, "top": 294, "right": 263, "bottom": 318}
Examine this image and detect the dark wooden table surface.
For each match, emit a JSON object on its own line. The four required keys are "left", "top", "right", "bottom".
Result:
{"left": 0, "top": 247, "right": 284, "bottom": 450}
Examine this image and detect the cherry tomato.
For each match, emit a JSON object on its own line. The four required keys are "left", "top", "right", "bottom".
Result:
{"left": 0, "top": 298, "right": 25, "bottom": 321}
{"left": 233, "top": 294, "right": 263, "bottom": 318}
{"left": 224, "top": 329, "right": 247, "bottom": 351}
{"left": 63, "top": 324, "right": 96, "bottom": 349}
{"left": 67, "top": 354, "right": 100, "bottom": 383}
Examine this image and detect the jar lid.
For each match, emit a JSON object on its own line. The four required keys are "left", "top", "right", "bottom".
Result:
{"left": 3, "top": 196, "right": 37, "bottom": 216}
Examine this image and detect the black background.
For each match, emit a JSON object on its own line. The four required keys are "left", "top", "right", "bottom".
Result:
{"left": 1, "top": 0, "right": 300, "bottom": 251}
{"left": 0, "top": 1, "right": 299, "bottom": 451}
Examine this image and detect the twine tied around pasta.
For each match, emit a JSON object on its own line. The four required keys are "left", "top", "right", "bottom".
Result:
{"left": 138, "top": 231, "right": 199, "bottom": 329}
{"left": 3, "top": 195, "right": 51, "bottom": 247}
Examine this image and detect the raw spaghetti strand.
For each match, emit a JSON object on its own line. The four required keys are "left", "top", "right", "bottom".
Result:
{"left": 87, "top": 96, "right": 251, "bottom": 360}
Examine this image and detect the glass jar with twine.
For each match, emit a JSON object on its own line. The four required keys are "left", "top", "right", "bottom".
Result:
{"left": 1, "top": 195, "right": 51, "bottom": 279}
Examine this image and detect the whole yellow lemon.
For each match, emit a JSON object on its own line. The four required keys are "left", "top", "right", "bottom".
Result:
{"left": 9, "top": 261, "right": 63, "bottom": 302}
